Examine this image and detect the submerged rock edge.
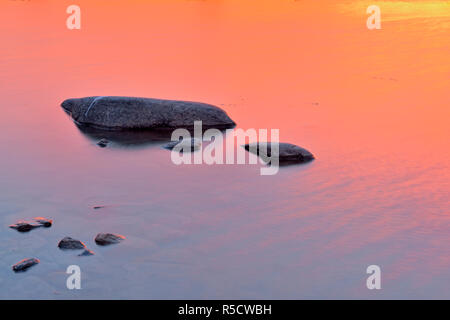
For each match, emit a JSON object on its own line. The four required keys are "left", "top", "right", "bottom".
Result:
{"left": 61, "top": 96, "right": 236, "bottom": 131}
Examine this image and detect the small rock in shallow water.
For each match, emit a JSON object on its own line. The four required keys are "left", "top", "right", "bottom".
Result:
{"left": 58, "top": 237, "right": 86, "bottom": 250}
{"left": 97, "top": 138, "right": 109, "bottom": 148}
{"left": 95, "top": 233, "right": 125, "bottom": 246}
{"left": 93, "top": 206, "right": 106, "bottom": 210}
{"left": 243, "top": 142, "right": 315, "bottom": 164}
{"left": 9, "top": 222, "right": 38, "bottom": 232}
{"left": 33, "top": 217, "right": 52, "bottom": 227}
{"left": 61, "top": 96, "right": 236, "bottom": 130}
{"left": 78, "top": 249, "right": 95, "bottom": 256}
{"left": 163, "top": 138, "right": 202, "bottom": 152}
{"left": 12, "top": 258, "right": 40, "bottom": 272}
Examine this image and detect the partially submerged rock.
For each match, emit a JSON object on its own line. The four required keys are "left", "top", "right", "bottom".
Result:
{"left": 9, "top": 222, "right": 37, "bottom": 233}
{"left": 244, "top": 142, "right": 315, "bottom": 164}
{"left": 12, "top": 258, "right": 40, "bottom": 272}
{"left": 95, "top": 233, "right": 125, "bottom": 246}
{"left": 61, "top": 96, "right": 236, "bottom": 130}
{"left": 78, "top": 249, "right": 95, "bottom": 256}
{"left": 9, "top": 217, "right": 53, "bottom": 232}
{"left": 58, "top": 237, "right": 86, "bottom": 250}
{"left": 33, "top": 217, "right": 52, "bottom": 227}
{"left": 97, "top": 138, "right": 109, "bottom": 148}
{"left": 163, "top": 138, "right": 202, "bottom": 152}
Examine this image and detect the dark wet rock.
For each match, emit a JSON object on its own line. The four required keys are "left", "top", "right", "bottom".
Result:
{"left": 93, "top": 206, "right": 106, "bottom": 210}
{"left": 163, "top": 138, "right": 201, "bottom": 152}
{"left": 58, "top": 237, "right": 86, "bottom": 250}
{"left": 97, "top": 138, "right": 109, "bottom": 148}
{"left": 243, "top": 142, "right": 315, "bottom": 164}
{"left": 12, "top": 258, "right": 40, "bottom": 272}
{"left": 9, "top": 217, "right": 52, "bottom": 232}
{"left": 95, "top": 233, "right": 125, "bottom": 246}
{"left": 78, "top": 249, "right": 95, "bottom": 256}
{"left": 33, "top": 217, "right": 52, "bottom": 227}
{"left": 61, "top": 96, "right": 236, "bottom": 130}
{"left": 9, "top": 222, "right": 38, "bottom": 233}
{"left": 74, "top": 123, "right": 229, "bottom": 148}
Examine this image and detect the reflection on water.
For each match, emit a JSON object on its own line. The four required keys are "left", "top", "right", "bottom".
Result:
{"left": 0, "top": 0, "right": 449, "bottom": 299}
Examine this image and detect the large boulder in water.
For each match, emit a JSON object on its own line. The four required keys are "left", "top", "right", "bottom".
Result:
{"left": 244, "top": 142, "right": 315, "bottom": 164}
{"left": 61, "top": 96, "right": 236, "bottom": 130}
